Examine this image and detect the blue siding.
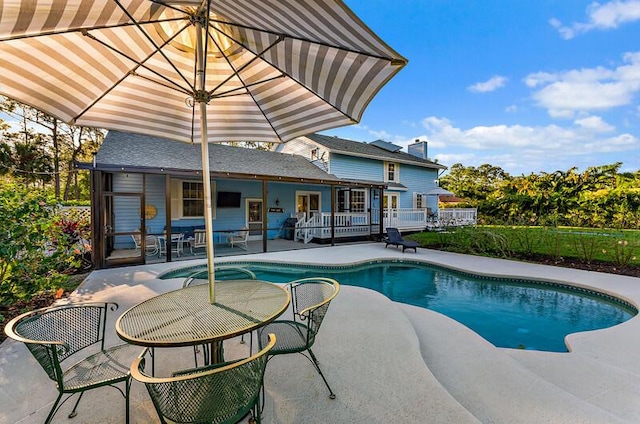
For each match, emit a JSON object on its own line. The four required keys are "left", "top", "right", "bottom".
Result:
{"left": 112, "top": 173, "right": 167, "bottom": 248}
{"left": 329, "top": 153, "right": 381, "bottom": 181}
{"left": 328, "top": 152, "right": 440, "bottom": 210}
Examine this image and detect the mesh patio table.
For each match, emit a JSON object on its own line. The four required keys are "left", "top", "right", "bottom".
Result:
{"left": 115, "top": 280, "right": 290, "bottom": 364}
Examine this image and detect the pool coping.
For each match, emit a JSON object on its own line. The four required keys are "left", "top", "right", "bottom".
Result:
{"left": 4, "top": 242, "right": 640, "bottom": 423}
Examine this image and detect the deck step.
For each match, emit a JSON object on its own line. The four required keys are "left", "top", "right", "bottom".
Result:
{"left": 400, "top": 304, "right": 629, "bottom": 424}
{"left": 506, "top": 348, "right": 640, "bottom": 423}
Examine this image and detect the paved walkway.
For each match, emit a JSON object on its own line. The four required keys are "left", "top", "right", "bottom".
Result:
{"left": 2, "top": 243, "right": 640, "bottom": 423}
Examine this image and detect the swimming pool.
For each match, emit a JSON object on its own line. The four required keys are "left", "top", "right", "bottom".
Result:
{"left": 160, "top": 260, "right": 637, "bottom": 352}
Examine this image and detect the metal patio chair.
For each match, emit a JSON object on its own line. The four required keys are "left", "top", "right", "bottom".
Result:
{"left": 183, "top": 265, "right": 259, "bottom": 366}
{"left": 132, "top": 333, "right": 276, "bottom": 424}
{"left": 3, "top": 302, "right": 145, "bottom": 424}
{"left": 258, "top": 277, "right": 340, "bottom": 399}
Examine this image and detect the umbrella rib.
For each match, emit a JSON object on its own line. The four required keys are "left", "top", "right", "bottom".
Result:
{"left": 210, "top": 75, "right": 285, "bottom": 99}
{"left": 215, "top": 27, "right": 360, "bottom": 125}
{"left": 209, "top": 18, "right": 406, "bottom": 64}
{"left": 0, "top": 18, "right": 185, "bottom": 42}
{"left": 205, "top": 30, "right": 283, "bottom": 96}
{"left": 82, "top": 30, "right": 194, "bottom": 96}
{"left": 206, "top": 29, "right": 283, "bottom": 139}
{"left": 110, "top": 0, "right": 196, "bottom": 92}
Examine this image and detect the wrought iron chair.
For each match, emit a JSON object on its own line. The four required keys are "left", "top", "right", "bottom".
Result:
{"left": 132, "top": 333, "right": 276, "bottom": 424}
{"left": 3, "top": 302, "right": 145, "bottom": 424}
{"left": 258, "top": 277, "right": 340, "bottom": 399}
{"left": 183, "top": 265, "right": 259, "bottom": 366}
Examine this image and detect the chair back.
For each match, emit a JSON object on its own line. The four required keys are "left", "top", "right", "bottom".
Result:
{"left": 4, "top": 302, "right": 114, "bottom": 386}
{"left": 193, "top": 229, "right": 206, "bottom": 246}
{"left": 132, "top": 334, "right": 276, "bottom": 424}
{"left": 386, "top": 227, "right": 402, "bottom": 242}
{"left": 183, "top": 266, "right": 257, "bottom": 287}
{"left": 289, "top": 278, "right": 340, "bottom": 347}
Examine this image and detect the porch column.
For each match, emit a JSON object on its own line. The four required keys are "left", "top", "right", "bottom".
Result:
{"left": 330, "top": 185, "right": 335, "bottom": 246}
{"left": 262, "top": 179, "right": 268, "bottom": 252}
{"left": 91, "top": 170, "right": 103, "bottom": 269}
{"left": 379, "top": 185, "right": 384, "bottom": 239}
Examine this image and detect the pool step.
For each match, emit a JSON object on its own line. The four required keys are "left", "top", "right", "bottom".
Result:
{"left": 507, "top": 348, "right": 640, "bottom": 423}
{"left": 400, "top": 304, "right": 629, "bottom": 424}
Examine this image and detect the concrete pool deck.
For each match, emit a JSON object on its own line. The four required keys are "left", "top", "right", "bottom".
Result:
{"left": 2, "top": 243, "right": 640, "bottom": 423}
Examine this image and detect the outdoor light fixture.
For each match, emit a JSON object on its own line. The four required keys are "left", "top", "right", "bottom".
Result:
{"left": 275, "top": 198, "right": 280, "bottom": 206}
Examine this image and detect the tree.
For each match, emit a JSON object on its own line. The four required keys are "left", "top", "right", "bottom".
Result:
{"left": 440, "top": 163, "right": 511, "bottom": 201}
{"left": 0, "top": 96, "right": 103, "bottom": 201}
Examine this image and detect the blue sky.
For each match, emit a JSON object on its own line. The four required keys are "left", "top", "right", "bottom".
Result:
{"left": 323, "top": 0, "right": 640, "bottom": 176}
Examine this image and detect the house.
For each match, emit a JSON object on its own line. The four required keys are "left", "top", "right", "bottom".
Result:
{"left": 275, "top": 134, "right": 459, "bottom": 235}
{"left": 79, "top": 131, "right": 476, "bottom": 269}
{"left": 79, "top": 131, "right": 386, "bottom": 268}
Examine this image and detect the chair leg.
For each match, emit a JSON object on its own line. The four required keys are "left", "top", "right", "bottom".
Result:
{"left": 68, "top": 391, "right": 85, "bottom": 418}
{"left": 307, "top": 349, "right": 336, "bottom": 399}
{"left": 44, "top": 392, "right": 64, "bottom": 424}
{"left": 125, "top": 377, "right": 131, "bottom": 424}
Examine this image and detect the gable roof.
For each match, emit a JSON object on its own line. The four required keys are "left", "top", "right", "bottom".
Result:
{"left": 302, "top": 133, "right": 446, "bottom": 169}
{"left": 86, "top": 131, "right": 384, "bottom": 187}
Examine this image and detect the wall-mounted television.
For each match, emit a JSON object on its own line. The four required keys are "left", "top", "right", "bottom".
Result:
{"left": 216, "top": 191, "right": 241, "bottom": 208}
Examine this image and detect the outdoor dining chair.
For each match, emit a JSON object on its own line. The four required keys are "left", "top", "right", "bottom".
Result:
{"left": 258, "top": 277, "right": 340, "bottom": 399}
{"left": 3, "top": 302, "right": 146, "bottom": 424}
{"left": 183, "top": 265, "right": 259, "bottom": 366}
{"left": 131, "top": 229, "right": 159, "bottom": 256}
{"left": 229, "top": 228, "right": 250, "bottom": 250}
{"left": 131, "top": 333, "right": 276, "bottom": 424}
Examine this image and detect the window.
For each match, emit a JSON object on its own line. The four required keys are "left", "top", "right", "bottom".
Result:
{"left": 350, "top": 189, "right": 366, "bottom": 212}
{"left": 415, "top": 193, "right": 425, "bottom": 209}
{"left": 182, "top": 181, "right": 204, "bottom": 217}
{"left": 385, "top": 162, "right": 399, "bottom": 183}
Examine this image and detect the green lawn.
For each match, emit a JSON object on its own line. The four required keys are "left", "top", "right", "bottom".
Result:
{"left": 410, "top": 226, "right": 640, "bottom": 267}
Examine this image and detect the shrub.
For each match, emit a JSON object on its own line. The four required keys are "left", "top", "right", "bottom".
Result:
{"left": 0, "top": 184, "right": 80, "bottom": 305}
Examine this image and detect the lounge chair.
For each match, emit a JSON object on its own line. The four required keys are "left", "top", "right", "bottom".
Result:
{"left": 384, "top": 227, "right": 419, "bottom": 252}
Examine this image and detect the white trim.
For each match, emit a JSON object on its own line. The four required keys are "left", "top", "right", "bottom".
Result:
{"left": 173, "top": 179, "right": 216, "bottom": 219}
{"left": 245, "top": 198, "right": 262, "bottom": 241}
{"left": 384, "top": 161, "right": 400, "bottom": 183}
{"left": 296, "top": 190, "right": 322, "bottom": 218}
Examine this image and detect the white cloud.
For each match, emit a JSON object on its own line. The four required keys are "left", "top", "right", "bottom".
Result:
{"left": 420, "top": 115, "right": 639, "bottom": 173}
{"left": 468, "top": 75, "right": 508, "bottom": 93}
{"left": 574, "top": 116, "right": 616, "bottom": 132}
{"left": 525, "top": 51, "right": 640, "bottom": 117}
{"left": 549, "top": 0, "right": 640, "bottom": 40}
{"left": 551, "top": 0, "right": 640, "bottom": 39}
{"left": 505, "top": 105, "right": 518, "bottom": 113}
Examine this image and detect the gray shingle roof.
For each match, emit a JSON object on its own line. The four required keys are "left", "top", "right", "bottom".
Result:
{"left": 305, "top": 133, "right": 445, "bottom": 169}
{"left": 94, "top": 131, "right": 346, "bottom": 182}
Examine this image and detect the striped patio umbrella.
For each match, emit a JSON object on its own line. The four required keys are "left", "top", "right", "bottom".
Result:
{"left": 0, "top": 0, "right": 406, "bottom": 302}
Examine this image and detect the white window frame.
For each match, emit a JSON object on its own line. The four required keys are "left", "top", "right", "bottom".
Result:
{"left": 350, "top": 189, "right": 367, "bottom": 213}
{"left": 384, "top": 161, "right": 400, "bottom": 183}
{"left": 413, "top": 192, "right": 427, "bottom": 209}
{"left": 172, "top": 179, "right": 216, "bottom": 219}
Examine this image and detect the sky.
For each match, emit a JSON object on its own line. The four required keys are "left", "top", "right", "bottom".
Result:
{"left": 322, "top": 0, "right": 640, "bottom": 176}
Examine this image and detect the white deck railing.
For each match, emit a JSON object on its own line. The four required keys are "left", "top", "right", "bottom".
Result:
{"left": 293, "top": 208, "right": 477, "bottom": 243}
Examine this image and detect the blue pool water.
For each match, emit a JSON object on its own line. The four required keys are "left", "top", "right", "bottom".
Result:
{"left": 161, "top": 260, "right": 636, "bottom": 352}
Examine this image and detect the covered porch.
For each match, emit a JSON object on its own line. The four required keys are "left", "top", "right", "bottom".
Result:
{"left": 293, "top": 207, "right": 478, "bottom": 243}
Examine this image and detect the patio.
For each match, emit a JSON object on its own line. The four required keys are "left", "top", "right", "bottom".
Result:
{"left": 2, "top": 244, "right": 640, "bottom": 423}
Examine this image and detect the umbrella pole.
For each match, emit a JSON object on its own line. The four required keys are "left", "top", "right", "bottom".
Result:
{"left": 195, "top": 16, "right": 216, "bottom": 304}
